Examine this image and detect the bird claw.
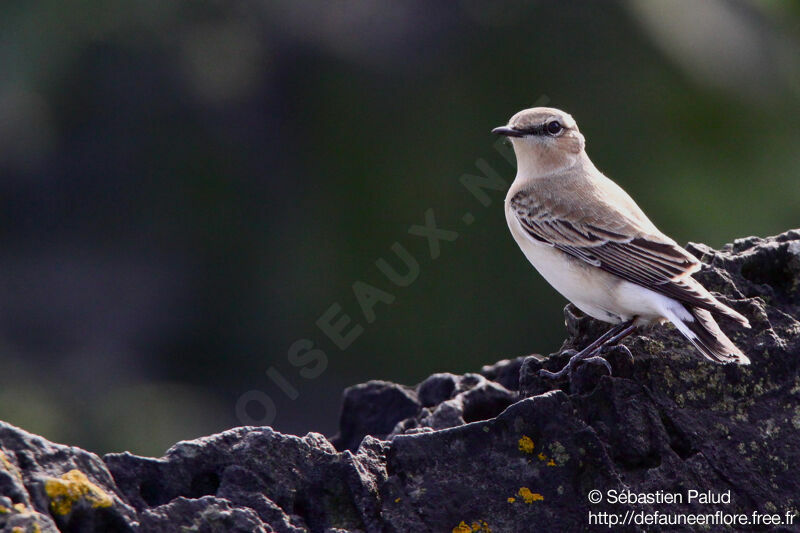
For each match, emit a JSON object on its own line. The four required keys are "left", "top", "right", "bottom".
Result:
{"left": 539, "top": 349, "right": 591, "bottom": 379}
{"left": 537, "top": 320, "right": 636, "bottom": 380}
{"left": 538, "top": 367, "right": 567, "bottom": 379}
{"left": 538, "top": 351, "right": 613, "bottom": 380}
{"left": 582, "top": 355, "right": 613, "bottom": 375}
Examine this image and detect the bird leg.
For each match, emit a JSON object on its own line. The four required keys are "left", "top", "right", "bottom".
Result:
{"left": 539, "top": 319, "right": 636, "bottom": 379}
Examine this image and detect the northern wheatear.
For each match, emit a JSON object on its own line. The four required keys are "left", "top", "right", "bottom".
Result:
{"left": 493, "top": 107, "right": 750, "bottom": 378}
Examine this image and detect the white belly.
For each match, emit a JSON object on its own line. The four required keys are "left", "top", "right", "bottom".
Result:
{"left": 504, "top": 206, "right": 670, "bottom": 324}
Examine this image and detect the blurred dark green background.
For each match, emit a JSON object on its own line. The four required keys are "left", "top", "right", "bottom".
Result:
{"left": 0, "top": 1, "right": 798, "bottom": 456}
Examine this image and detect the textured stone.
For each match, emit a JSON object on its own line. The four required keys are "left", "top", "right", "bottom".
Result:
{"left": 331, "top": 381, "right": 421, "bottom": 452}
{"left": 0, "top": 422, "right": 136, "bottom": 533}
{"left": 104, "top": 427, "right": 386, "bottom": 533}
{"left": 0, "top": 230, "right": 798, "bottom": 532}
{"left": 416, "top": 372, "right": 458, "bottom": 407}
{"left": 138, "top": 496, "right": 271, "bottom": 532}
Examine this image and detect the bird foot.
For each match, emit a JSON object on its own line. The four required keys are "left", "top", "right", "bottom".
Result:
{"left": 581, "top": 355, "right": 613, "bottom": 375}
{"left": 538, "top": 350, "right": 613, "bottom": 379}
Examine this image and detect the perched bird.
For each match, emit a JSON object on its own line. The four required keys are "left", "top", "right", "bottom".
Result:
{"left": 493, "top": 107, "right": 750, "bottom": 378}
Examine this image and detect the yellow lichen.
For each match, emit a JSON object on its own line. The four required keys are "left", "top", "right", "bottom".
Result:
{"left": 537, "top": 452, "right": 547, "bottom": 461}
{"left": 394, "top": 497, "right": 401, "bottom": 503}
{"left": 547, "top": 459, "right": 556, "bottom": 467}
{"left": 0, "top": 451, "right": 22, "bottom": 481}
{"left": 44, "top": 470, "right": 113, "bottom": 515}
{"left": 1, "top": 503, "right": 43, "bottom": 532}
{"left": 517, "top": 435, "right": 535, "bottom": 454}
{"left": 453, "top": 521, "right": 472, "bottom": 533}
{"left": 518, "top": 487, "right": 544, "bottom": 503}
{"left": 11, "top": 523, "right": 41, "bottom": 533}
{"left": 507, "top": 497, "right": 516, "bottom": 503}
{"left": 452, "top": 519, "right": 491, "bottom": 532}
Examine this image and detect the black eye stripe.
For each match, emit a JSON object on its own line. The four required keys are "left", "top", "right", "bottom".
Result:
{"left": 517, "top": 124, "right": 546, "bottom": 135}
{"left": 517, "top": 121, "right": 564, "bottom": 136}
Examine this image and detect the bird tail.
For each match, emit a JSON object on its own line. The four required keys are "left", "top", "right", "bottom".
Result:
{"left": 677, "top": 276, "right": 751, "bottom": 328}
{"left": 664, "top": 305, "right": 750, "bottom": 365}
{"left": 704, "top": 293, "right": 750, "bottom": 328}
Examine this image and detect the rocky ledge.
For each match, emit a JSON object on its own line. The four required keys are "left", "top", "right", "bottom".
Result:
{"left": 1, "top": 230, "right": 799, "bottom": 533}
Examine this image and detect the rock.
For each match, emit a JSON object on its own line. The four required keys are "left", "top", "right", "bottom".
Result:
{"left": 331, "top": 381, "right": 421, "bottom": 452}
{"left": 0, "top": 422, "right": 137, "bottom": 533}
{"left": 416, "top": 373, "right": 458, "bottom": 407}
{"left": 0, "top": 494, "right": 59, "bottom": 533}
{"left": 479, "top": 357, "right": 527, "bottom": 391}
{"left": 0, "top": 229, "right": 798, "bottom": 532}
{"left": 386, "top": 373, "right": 517, "bottom": 438}
{"left": 138, "top": 496, "right": 272, "bottom": 532}
{"left": 104, "top": 427, "right": 386, "bottom": 533}
{"left": 380, "top": 390, "right": 620, "bottom": 532}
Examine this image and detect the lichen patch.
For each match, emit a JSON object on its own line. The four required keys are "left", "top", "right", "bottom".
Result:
{"left": 452, "top": 519, "right": 491, "bottom": 532}
{"left": 44, "top": 469, "right": 113, "bottom": 515}
{"left": 517, "top": 435, "right": 535, "bottom": 454}
{"left": 518, "top": 487, "right": 544, "bottom": 503}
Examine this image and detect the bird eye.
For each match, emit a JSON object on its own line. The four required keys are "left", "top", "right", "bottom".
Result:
{"left": 546, "top": 121, "right": 563, "bottom": 135}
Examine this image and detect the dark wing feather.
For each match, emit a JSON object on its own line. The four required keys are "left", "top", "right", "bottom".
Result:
{"left": 508, "top": 194, "right": 727, "bottom": 313}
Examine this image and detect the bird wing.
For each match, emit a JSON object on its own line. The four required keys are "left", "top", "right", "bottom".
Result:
{"left": 508, "top": 190, "right": 723, "bottom": 311}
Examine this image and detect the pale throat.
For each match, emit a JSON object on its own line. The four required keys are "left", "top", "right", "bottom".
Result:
{"left": 511, "top": 139, "right": 579, "bottom": 178}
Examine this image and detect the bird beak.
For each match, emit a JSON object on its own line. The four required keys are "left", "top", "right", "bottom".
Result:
{"left": 492, "top": 126, "right": 524, "bottom": 137}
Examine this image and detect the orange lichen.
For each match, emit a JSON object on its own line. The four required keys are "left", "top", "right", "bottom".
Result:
{"left": 517, "top": 435, "right": 535, "bottom": 454}
{"left": 518, "top": 487, "right": 544, "bottom": 503}
{"left": 547, "top": 459, "right": 557, "bottom": 467}
{"left": 507, "top": 497, "right": 516, "bottom": 503}
{"left": 537, "top": 452, "right": 547, "bottom": 461}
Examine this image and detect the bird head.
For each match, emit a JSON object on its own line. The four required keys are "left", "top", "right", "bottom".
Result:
{"left": 493, "top": 107, "right": 586, "bottom": 175}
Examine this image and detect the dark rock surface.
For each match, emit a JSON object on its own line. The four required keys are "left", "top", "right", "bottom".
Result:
{"left": 1, "top": 230, "right": 799, "bottom": 532}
